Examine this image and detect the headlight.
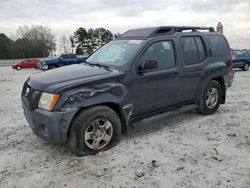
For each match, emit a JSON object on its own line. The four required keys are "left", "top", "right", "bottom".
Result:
{"left": 38, "top": 92, "right": 60, "bottom": 111}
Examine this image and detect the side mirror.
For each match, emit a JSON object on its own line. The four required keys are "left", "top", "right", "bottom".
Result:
{"left": 139, "top": 60, "right": 158, "bottom": 72}
{"left": 59, "top": 57, "right": 63, "bottom": 61}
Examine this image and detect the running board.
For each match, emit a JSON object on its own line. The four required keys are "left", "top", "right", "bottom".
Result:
{"left": 130, "top": 104, "right": 197, "bottom": 128}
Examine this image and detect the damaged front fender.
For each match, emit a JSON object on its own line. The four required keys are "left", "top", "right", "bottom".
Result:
{"left": 55, "top": 82, "right": 133, "bottom": 131}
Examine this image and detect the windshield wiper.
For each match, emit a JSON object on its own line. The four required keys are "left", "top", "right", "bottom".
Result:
{"left": 85, "top": 61, "right": 112, "bottom": 71}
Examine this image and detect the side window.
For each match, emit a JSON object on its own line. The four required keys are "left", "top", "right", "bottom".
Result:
{"left": 208, "top": 35, "right": 230, "bottom": 57}
{"left": 139, "top": 41, "right": 175, "bottom": 70}
{"left": 69, "top": 54, "right": 76, "bottom": 59}
{"left": 62, "top": 54, "right": 69, "bottom": 59}
{"left": 195, "top": 37, "right": 206, "bottom": 61}
{"left": 180, "top": 36, "right": 206, "bottom": 65}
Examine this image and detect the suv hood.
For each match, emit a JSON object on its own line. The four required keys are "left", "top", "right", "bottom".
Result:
{"left": 28, "top": 64, "right": 124, "bottom": 93}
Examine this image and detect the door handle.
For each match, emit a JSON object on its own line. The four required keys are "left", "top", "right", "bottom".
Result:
{"left": 173, "top": 72, "right": 180, "bottom": 79}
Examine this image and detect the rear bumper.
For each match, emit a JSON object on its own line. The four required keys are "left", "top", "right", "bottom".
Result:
{"left": 23, "top": 104, "right": 78, "bottom": 144}
{"left": 224, "top": 71, "right": 234, "bottom": 88}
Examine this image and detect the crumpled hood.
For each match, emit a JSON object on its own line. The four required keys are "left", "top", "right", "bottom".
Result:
{"left": 27, "top": 64, "right": 123, "bottom": 93}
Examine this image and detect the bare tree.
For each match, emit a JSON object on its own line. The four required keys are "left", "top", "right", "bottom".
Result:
{"left": 59, "top": 35, "right": 71, "bottom": 53}
{"left": 16, "top": 25, "right": 56, "bottom": 57}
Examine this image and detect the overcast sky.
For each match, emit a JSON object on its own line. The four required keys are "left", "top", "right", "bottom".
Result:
{"left": 0, "top": 0, "right": 249, "bottom": 49}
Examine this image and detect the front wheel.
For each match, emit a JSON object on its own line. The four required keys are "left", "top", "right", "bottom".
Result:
{"left": 68, "top": 105, "right": 121, "bottom": 156}
{"left": 16, "top": 66, "right": 22, "bottom": 70}
{"left": 48, "top": 65, "right": 56, "bottom": 69}
{"left": 196, "top": 80, "right": 222, "bottom": 115}
{"left": 242, "top": 63, "right": 249, "bottom": 71}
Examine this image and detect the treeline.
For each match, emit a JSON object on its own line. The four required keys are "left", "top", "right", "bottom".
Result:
{"left": 60, "top": 27, "right": 121, "bottom": 55}
{"left": 72, "top": 27, "right": 113, "bottom": 55}
{"left": 0, "top": 25, "right": 121, "bottom": 59}
{"left": 0, "top": 25, "right": 56, "bottom": 59}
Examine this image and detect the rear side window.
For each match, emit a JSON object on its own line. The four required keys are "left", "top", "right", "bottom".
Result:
{"left": 208, "top": 35, "right": 230, "bottom": 57}
{"left": 180, "top": 36, "right": 206, "bottom": 65}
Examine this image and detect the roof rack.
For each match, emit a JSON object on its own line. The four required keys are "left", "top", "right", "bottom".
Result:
{"left": 169, "top": 26, "right": 215, "bottom": 32}
{"left": 120, "top": 26, "right": 215, "bottom": 38}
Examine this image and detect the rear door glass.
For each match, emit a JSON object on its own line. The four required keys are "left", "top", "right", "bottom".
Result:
{"left": 180, "top": 36, "right": 206, "bottom": 65}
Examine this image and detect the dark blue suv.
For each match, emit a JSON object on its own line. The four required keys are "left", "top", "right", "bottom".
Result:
{"left": 39, "top": 53, "right": 86, "bottom": 70}
{"left": 22, "top": 26, "right": 234, "bottom": 156}
{"left": 232, "top": 52, "right": 250, "bottom": 71}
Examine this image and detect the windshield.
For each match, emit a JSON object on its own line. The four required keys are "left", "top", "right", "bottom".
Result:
{"left": 86, "top": 40, "right": 144, "bottom": 69}
{"left": 53, "top": 54, "right": 62, "bottom": 59}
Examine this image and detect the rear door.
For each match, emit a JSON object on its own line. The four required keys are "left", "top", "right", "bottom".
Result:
{"left": 28, "top": 59, "right": 35, "bottom": 68}
{"left": 179, "top": 35, "right": 209, "bottom": 101}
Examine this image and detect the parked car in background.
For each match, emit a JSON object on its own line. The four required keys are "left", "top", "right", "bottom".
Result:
{"left": 22, "top": 26, "right": 234, "bottom": 156}
{"left": 12, "top": 59, "right": 41, "bottom": 70}
{"left": 39, "top": 53, "right": 88, "bottom": 70}
{"left": 232, "top": 52, "right": 250, "bottom": 71}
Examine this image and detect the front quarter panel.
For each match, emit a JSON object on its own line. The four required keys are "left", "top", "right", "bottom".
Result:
{"left": 54, "top": 82, "right": 133, "bottom": 123}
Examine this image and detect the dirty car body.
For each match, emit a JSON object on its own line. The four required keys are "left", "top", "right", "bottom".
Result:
{"left": 22, "top": 26, "right": 234, "bottom": 154}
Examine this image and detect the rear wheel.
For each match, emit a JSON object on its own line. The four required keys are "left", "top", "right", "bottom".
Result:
{"left": 68, "top": 105, "right": 121, "bottom": 156}
{"left": 242, "top": 63, "right": 249, "bottom": 71}
{"left": 48, "top": 65, "right": 56, "bottom": 69}
{"left": 16, "top": 66, "right": 22, "bottom": 70}
{"left": 196, "top": 80, "right": 222, "bottom": 115}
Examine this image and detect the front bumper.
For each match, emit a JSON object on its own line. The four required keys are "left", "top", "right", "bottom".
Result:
{"left": 23, "top": 104, "right": 78, "bottom": 144}
{"left": 40, "top": 64, "right": 48, "bottom": 70}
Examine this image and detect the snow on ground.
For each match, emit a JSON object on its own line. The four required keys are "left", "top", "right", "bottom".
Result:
{"left": 0, "top": 66, "right": 249, "bottom": 188}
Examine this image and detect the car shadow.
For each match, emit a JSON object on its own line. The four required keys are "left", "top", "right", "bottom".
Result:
{"left": 123, "top": 106, "right": 201, "bottom": 140}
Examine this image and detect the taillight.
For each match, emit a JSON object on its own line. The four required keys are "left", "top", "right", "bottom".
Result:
{"left": 229, "top": 57, "right": 234, "bottom": 71}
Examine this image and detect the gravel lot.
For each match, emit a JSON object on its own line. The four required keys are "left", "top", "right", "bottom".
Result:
{"left": 0, "top": 66, "right": 250, "bottom": 188}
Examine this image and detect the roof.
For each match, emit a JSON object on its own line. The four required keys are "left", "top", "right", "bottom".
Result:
{"left": 120, "top": 26, "right": 215, "bottom": 38}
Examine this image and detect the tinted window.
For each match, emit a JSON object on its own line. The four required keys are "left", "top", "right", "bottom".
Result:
{"left": 180, "top": 37, "right": 199, "bottom": 65}
{"left": 195, "top": 37, "right": 206, "bottom": 61}
{"left": 139, "top": 41, "right": 175, "bottom": 70}
{"left": 70, "top": 54, "right": 76, "bottom": 58}
{"left": 180, "top": 36, "right": 206, "bottom": 65}
{"left": 208, "top": 35, "right": 230, "bottom": 57}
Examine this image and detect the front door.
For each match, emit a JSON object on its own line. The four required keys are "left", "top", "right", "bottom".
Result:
{"left": 60, "top": 54, "right": 71, "bottom": 66}
{"left": 130, "top": 40, "right": 183, "bottom": 117}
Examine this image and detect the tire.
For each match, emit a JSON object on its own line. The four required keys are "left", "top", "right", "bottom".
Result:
{"left": 48, "top": 65, "right": 56, "bottom": 69}
{"left": 68, "top": 105, "right": 122, "bottom": 156}
{"left": 196, "top": 80, "right": 222, "bottom": 115}
{"left": 242, "top": 63, "right": 249, "bottom": 71}
{"left": 16, "top": 66, "right": 22, "bottom": 70}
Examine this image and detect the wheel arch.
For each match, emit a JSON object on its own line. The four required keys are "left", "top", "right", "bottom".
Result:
{"left": 66, "top": 102, "right": 130, "bottom": 143}
{"left": 195, "top": 75, "right": 226, "bottom": 104}
{"left": 213, "top": 76, "right": 226, "bottom": 104}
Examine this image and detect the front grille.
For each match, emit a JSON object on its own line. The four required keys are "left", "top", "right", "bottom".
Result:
{"left": 22, "top": 82, "right": 41, "bottom": 110}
